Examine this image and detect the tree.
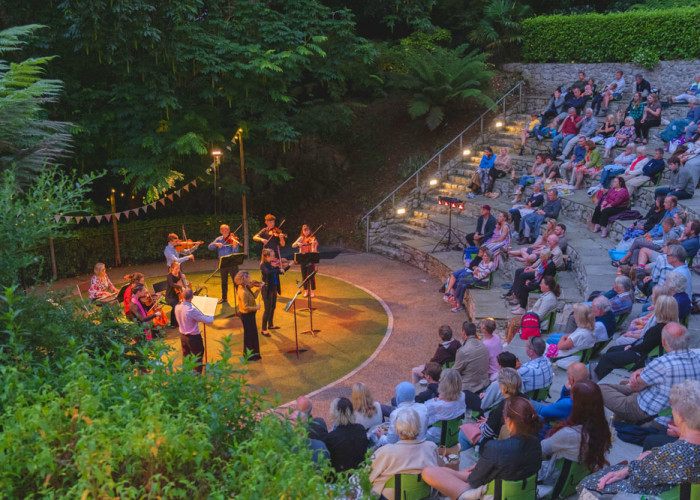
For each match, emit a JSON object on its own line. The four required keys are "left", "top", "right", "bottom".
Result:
{"left": 394, "top": 45, "right": 493, "bottom": 130}
{"left": 466, "top": 0, "right": 531, "bottom": 59}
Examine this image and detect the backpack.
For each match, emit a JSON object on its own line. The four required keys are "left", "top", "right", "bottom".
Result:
{"left": 520, "top": 312, "right": 541, "bottom": 340}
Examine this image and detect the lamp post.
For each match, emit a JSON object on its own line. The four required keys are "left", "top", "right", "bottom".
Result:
{"left": 211, "top": 149, "right": 222, "bottom": 216}
{"left": 233, "top": 128, "right": 249, "bottom": 257}
{"left": 109, "top": 189, "right": 121, "bottom": 266}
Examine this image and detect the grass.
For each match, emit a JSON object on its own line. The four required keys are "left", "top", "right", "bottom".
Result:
{"left": 152, "top": 270, "right": 389, "bottom": 404}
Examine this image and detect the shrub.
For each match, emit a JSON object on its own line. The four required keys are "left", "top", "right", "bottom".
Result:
{"left": 522, "top": 7, "right": 700, "bottom": 63}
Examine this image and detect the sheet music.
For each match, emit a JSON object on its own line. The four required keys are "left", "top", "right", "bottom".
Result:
{"left": 191, "top": 295, "right": 219, "bottom": 317}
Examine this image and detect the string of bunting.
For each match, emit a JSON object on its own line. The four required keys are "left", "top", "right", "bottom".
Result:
{"left": 53, "top": 178, "right": 199, "bottom": 224}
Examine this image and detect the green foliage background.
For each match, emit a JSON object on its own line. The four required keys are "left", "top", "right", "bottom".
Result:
{"left": 521, "top": 7, "right": 700, "bottom": 63}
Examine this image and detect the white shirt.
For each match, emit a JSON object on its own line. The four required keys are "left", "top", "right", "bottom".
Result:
{"left": 174, "top": 301, "right": 214, "bottom": 335}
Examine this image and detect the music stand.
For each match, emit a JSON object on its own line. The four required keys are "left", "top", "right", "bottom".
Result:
{"left": 204, "top": 252, "right": 245, "bottom": 313}
{"left": 284, "top": 290, "right": 308, "bottom": 359}
{"left": 298, "top": 270, "right": 320, "bottom": 336}
{"left": 191, "top": 295, "right": 219, "bottom": 375}
{"left": 295, "top": 252, "right": 320, "bottom": 312}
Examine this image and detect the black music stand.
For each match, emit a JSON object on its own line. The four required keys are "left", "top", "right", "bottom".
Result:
{"left": 295, "top": 252, "right": 320, "bottom": 312}
{"left": 284, "top": 290, "right": 308, "bottom": 359}
{"left": 204, "top": 252, "right": 245, "bottom": 314}
{"left": 298, "top": 270, "right": 320, "bottom": 336}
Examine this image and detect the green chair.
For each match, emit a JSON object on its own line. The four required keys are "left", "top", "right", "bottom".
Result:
{"left": 471, "top": 272, "right": 495, "bottom": 290}
{"left": 384, "top": 473, "right": 431, "bottom": 500}
{"left": 579, "top": 347, "right": 594, "bottom": 364}
{"left": 658, "top": 483, "right": 700, "bottom": 500}
{"left": 442, "top": 360, "right": 455, "bottom": 369}
{"left": 485, "top": 473, "right": 538, "bottom": 500}
{"left": 615, "top": 312, "right": 629, "bottom": 331}
{"left": 526, "top": 385, "right": 551, "bottom": 402}
{"left": 433, "top": 414, "right": 464, "bottom": 447}
{"left": 543, "top": 310, "right": 557, "bottom": 335}
{"left": 591, "top": 338, "right": 611, "bottom": 358}
{"left": 545, "top": 459, "right": 590, "bottom": 499}
{"left": 682, "top": 315, "right": 690, "bottom": 327}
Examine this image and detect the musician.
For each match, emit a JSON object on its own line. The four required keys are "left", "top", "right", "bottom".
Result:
{"left": 260, "top": 248, "right": 283, "bottom": 337}
{"left": 235, "top": 271, "right": 262, "bottom": 361}
{"left": 174, "top": 288, "right": 214, "bottom": 375}
{"left": 253, "top": 214, "right": 286, "bottom": 251}
{"left": 292, "top": 224, "right": 318, "bottom": 298}
{"left": 208, "top": 224, "right": 241, "bottom": 304}
{"left": 128, "top": 284, "right": 162, "bottom": 340}
{"left": 88, "top": 262, "right": 117, "bottom": 302}
{"left": 164, "top": 233, "right": 199, "bottom": 267}
{"left": 123, "top": 272, "right": 145, "bottom": 316}
{"left": 165, "top": 261, "right": 186, "bottom": 329}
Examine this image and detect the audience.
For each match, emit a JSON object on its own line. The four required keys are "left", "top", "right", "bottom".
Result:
{"left": 468, "top": 351, "right": 518, "bottom": 413}
{"left": 598, "top": 70, "right": 626, "bottom": 116}
{"left": 465, "top": 204, "right": 495, "bottom": 247}
{"left": 423, "top": 397, "right": 542, "bottom": 500}
{"left": 450, "top": 248, "right": 495, "bottom": 313}
{"left": 485, "top": 147, "right": 512, "bottom": 195}
{"left": 505, "top": 275, "right": 560, "bottom": 344}
{"left": 376, "top": 382, "right": 429, "bottom": 447}
{"left": 479, "top": 318, "right": 503, "bottom": 382}
{"left": 481, "top": 212, "right": 511, "bottom": 267}
{"left": 506, "top": 248, "right": 557, "bottom": 315}
{"left": 573, "top": 140, "right": 603, "bottom": 190}
{"left": 670, "top": 73, "right": 700, "bottom": 103}
{"left": 518, "top": 189, "right": 562, "bottom": 244}
{"left": 424, "top": 368, "right": 467, "bottom": 443}
{"left": 637, "top": 93, "right": 661, "bottom": 144}
{"left": 534, "top": 362, "right": 589, "bottom": 422}
{"left": 410, "top": 325, "right": 460, "bottom": 384}
{"left": 351, "top": 383, "right": 384, "bottom": 431}
{"left": 655, "top": 156, "right": 694, "bottom": 200}
{"left": 454, "top": 322, "right": 490, "bottom": 396}
{"left": 590, "top": 176, "right": 629, "bottom": 237}
{"left": 475, "top": 147, "right": 496, "bottom": 195}
{"left": 546, "top": 303, "right": 597, "bottom": 368}
{"left": 512, "top": 156, "right": 546, "bottom": 202}
{"left": 369, "top": 407, "right": 438, "bottom": 500}
{"left": 518, "top": 336, "right": 554, "bottom": 394}
{"left": 295, "top": 396, "right": 328, "bottom": 441}
{"left": 324, "top": 397, "right": 368, "bottom": 473}
{"left": 415, "top": 362, "right": 442, "bottom": 404}
{"left": 551, "top": 107, "right": 582, "bottom": 156}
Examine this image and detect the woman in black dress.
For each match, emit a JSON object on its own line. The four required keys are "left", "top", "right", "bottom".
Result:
{"left": 165, "top": 261, "right": 186, "bottom": 328}
{"left": 260, "top": 248, "right": 282, "bottom": 337}
{"left": 234, "top": 271, "right": 262, "bottom": 361}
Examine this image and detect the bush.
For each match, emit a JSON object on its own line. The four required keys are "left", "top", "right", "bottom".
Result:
{"left": 522, "top": 7, "right": 700, "bottom": 63}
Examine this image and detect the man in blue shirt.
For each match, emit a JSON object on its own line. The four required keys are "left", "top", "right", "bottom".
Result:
{"left": 208, "top": 224, "right": 241, "bottom": 304}
{"left": 533, "top": 362, "right": 588, "bottom": 421}
{"left": 164, "top": 233, "right": 200, "bottom": 268}
{"left": 648, "top": 195, "right": 678, "bottom": 238}
{"left": 476, "top": 147, "right": 496, "bottom": 194}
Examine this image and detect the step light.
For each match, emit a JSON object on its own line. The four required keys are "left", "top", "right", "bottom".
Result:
{"left": 429, "top": 178, "right": 438, "bottom": 186}
{"left": 396, "top": 208, "right": 406, "bottom": 215}
{"left": 462, "top": 149, "right": 471, "bottom": 156}
{"left": 495, "top": 121, "right": 504, "bottom": 128}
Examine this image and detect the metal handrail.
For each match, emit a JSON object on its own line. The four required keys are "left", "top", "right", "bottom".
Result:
{"left": 361, "top": 80, "right": 525, "bottom": 250}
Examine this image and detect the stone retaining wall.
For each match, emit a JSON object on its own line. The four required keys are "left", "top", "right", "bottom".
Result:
{"left": 503, "top": 61, "right": 700, "bottom": 96}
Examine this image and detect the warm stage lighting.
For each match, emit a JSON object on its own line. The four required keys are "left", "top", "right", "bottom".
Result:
{"left": 429, "top": 178, "right": 438, "bottom": 186}
{"left": 396, "top": 208, "right": 406, "bottom": 215}
{"left": 437, "top": 196, "right": 465, "bottom": 211}
{"left": 211, "top": 149, "right": 222, "bottom": 157}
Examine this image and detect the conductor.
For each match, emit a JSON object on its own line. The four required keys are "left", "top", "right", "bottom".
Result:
{"left": 175, "top": 289, "right": 214, "bottom": 374}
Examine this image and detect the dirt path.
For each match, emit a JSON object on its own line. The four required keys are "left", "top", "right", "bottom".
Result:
{"left": 50, "top": 251, "right": 457, "bottom": 423}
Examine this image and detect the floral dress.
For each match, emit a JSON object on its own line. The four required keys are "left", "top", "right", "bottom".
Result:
{"left": 578, "top": 440, "right": 700, "bottom": 497}
{"left": 88, "top": 274, "right": 116, "bottom": 300}
{"left": 483, "top": 223, "right": 511, "bottom": 268}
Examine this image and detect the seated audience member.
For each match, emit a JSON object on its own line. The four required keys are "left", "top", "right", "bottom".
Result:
{"left": 663, "top": 244, "right": 692, "bottom": 296}
{"left": 512, "top": 157, "right": 546, "bottom": 202}
{"left": 590, "top": 176, "right": 629, "bottom": 238}
{"left": 614, "top": 286, "right": 670, "bottom": 346}
{"left": 617, "top": 145, "right": 651, "bottom": 192}
{"left": 554, "top": 223, "right": 568, "bottom": 252}
{"left": 546, "top": 303, "right": 597, "bottom": 368}
{"left": 410, "top": 325, "right": 461, "bottom": 383}
{"left": 375, "top": 382, "right": 429, "bottom": 447}
{"left": 351, "top": 383, "right": 384, "bottom": 431}
{"left": 324, "top": 397, "right": 368, "bottom": 473}
{"left": 569, "top": 71, "right": 588, "bottom": 94}
{"left": 533, "top": 362, "right": 589, "bottom": 421}
{"left": 507, "top": 249, "right": 557, "bottom": 315}
{"left": 600, "top": 323, "right": 700, "bottom": 424}
{"left": 479, "top": 318, "right": 502, "bottom": 382}
{"left": 450, "top": 248, "right": 495, "bottom": 313}
{"left": 564, "top": 295, "right": 616, "bottom": 340}
{"left": 670, "top": 73, "right": 700, "bottom": 103}
{"left": 573, "top": 140, "right": 603, "bottom": 190}
{"left": 666, "top": 271, "right": 691, "bottom": 322}
{"left": 637, "top": 93, "right": 662, "bottom": 144}
{"left": 466, "top": 204, "right": 496, "bottom": 247}
{"left": 637, "top": 219, "right": 699, "bottom": 268}
{"left": 542, "top": 88, "right": 566, "bottom": 122}
{"left": 519, "top": 113, "right": 541, "bottom": 155}
{"left": 562, "top": 87, "right": 587, "bottom": 115}
{"left": 597, "top": 144, "right": 635, "bottom": 189}
{"left": 454, "top": 322, "right": 490, "bottom": 397}
{"left": 609, "top": 276, "right": 634, "bottom": 316}
{"left": 424, "top": 369, "right": 466, "bottom": 443}
{"left": 475, "top": 147, "right": 496, "bottom": 194}
{"left": 637, "top": 243, "right": 686, "bottom": 298}
{"left": 591, "top": 113, "right": 617, "bottom": 143}
{"left": 458, "top": 368, "right": 524, "bottom": 451}
{"left": 541, "top": 154, "right": 563, "bottom": 184}
{"left": 598, "top": 70, "right": 626, "bottom": 116}
{"left": 422, "top": 397, "right": 542, "bottom": 500}
{"left": 539, "top": 381, "right": 611, "bottom": 485}
{"left": 369, "top": 408, "right": 438, "bottom": 500}
{"left": 679, "top": 134, "right": 700, "bottom": 187}
{"left": 594, "top": 295, "right": 678, "bottom": 380}
{"left": 444, "top": 248, "right": 485, "bottom": 300}
{"left": 481, "top": 212, "right": 511, "bottom": 267}
{"left": 655, "top": 157, "right": 694, "bottom": 200}
{"left": 560, "top": 135, "right": 588, "bottom": 184}
{"left": 485, "top": 147, "right": 512, "bottom": 195}
{"left": 551, "top": 107, "right": 582, "bottom": 156}
{"left": 518, "top": 336, "right": 554, "bottom": 394}
{"left": 659, "top": 97, "right": 700, "bottom": 143}
{"left": 295, "top": 395, "right": 328, "bottom": 441}
{"left": 509, "top": 219, "right": 557, "bottom": 264}
{"left": 578, "top": 380, "right": 700, "bottom": 498}
{"left": 632, "top": 73, "right": 652, "bottom": 98}
{"left": 603, "top": 116, "right": 636, "bottom": 159}
{"left": 468, "top": 351, "right": 518, "bottom": 413}
{"left": 560, "top": 108, "right": 599, "bottom": 160}
{"left": 626, "top": 147, "right": 665, "bottom": 198}
{"left": 505, "top": 275, "right": 561, "bottom": 344}
{"left": 519, "top": 189, "right": 562, "bottom": 244}
{"left": 415, "top": 362, "right": 442, "bottom": 404}
{"left": 510, "top": 183, "right": 545, "bottom": 233}
{"left": 626, "top": 91, "right": 647, "bottom": 135}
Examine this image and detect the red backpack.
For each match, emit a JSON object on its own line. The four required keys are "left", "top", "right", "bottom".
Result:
{"left": 520, "top": 312, "right": 541, "bottom": 340}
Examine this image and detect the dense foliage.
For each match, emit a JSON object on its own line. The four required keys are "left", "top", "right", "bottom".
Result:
{"left": 0, "top": 287, "right": 369, "bottom": 498}
{"left": 521, "top": 7, "right": 700, "bottom": 63}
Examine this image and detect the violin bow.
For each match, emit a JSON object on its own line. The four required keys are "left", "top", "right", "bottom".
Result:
{"left": 264, "top": 218, "right": 287, "bottom": 245}
{"left": 221, "top": 224, "right": 244, "bottom": 247}
{"left": 310, "top": 223, "right": 324, "bottom": 238}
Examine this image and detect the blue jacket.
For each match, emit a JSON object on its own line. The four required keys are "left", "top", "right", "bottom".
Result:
{"left": 533, "top": 386, "right": 572, "bottom": 421}
{"left": 479, "top": 154, "right": 496, "bottom": 170}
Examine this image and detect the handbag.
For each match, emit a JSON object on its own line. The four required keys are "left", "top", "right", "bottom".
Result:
{"left": 459, "top": 422, "right": 482, "bottom": 444}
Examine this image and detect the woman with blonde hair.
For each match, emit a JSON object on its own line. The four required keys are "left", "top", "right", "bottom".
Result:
{"left": 424, "top": 368, "right": 466, "bottom": 443}
{"left": 235, "top": 271, "right": 262, "bottom": 361}
{"left": 88, "top": 262, "right": 117, "bottom": 301}
{"left": 351, "top": 382, "right": 383, "bottom": 430}
{"left": 546, "top": 303, "right": 597, "bottom": 367}
{"left": 509, "top": 218, "right": 556, "bottom": 264}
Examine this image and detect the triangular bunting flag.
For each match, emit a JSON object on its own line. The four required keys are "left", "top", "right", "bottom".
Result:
{"left": 54, "top": 216, "right": 61, "bottom": 223}
{"left": 183, "top": 184, "right": 190, "bottom": 192}
{"left": 64, "top": 216, "right": 71, "bottom": 223}
{"left": 159, "top": 198, "right": 166, "bottom": 206}
{"left": 131, "top": 209, "right": 138, "bottom": 217}
{"left": 123, "top": 211, "right": 129, "bottom": 220}
{"left": 175, "top": 190, "right": 181, "bottom": 198}
{"left": 167, "top": 194, "right": 174, "bottom": 201}
{"left": 75, "top": 217, "right": 83, "bottom": 224}
{"left": 150, "top": 202, "right": 157, "bottom": 210}
{"left": 86, "top": 216, "right": 93, "bottom": 223}
{"left": 106, "top": 214, "right": 111, "bottom": 222}
{"left": 96, "top": 215, "right": 103, "bottom": 223}
{"left": 192, "top": 180, "right": 197, "bottom": 188}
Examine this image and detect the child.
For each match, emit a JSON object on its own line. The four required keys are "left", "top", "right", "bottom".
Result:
{"left": 443, "top": 248, "right": 483, "bottom": 302}
{"left": 451, "top": 249, "right": 495, "bottom": 312}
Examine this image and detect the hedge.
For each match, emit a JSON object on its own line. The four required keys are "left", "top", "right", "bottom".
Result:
{"left": 25, "top": 214, "right": 261, "bottom": 281}
{"left": 522, "top": 7, "right": 700, "bottom": 63}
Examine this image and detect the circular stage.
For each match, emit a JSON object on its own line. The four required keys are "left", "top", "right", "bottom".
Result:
{"left": 159, "top": 270, "right": 390, "bottom": 403}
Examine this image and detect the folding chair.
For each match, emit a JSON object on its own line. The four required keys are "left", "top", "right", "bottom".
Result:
{"left": 384, "top": 473, "right": 431, "bottom": 500}
{"left": 486, "top": 473, "right": 538, "bottom": 500}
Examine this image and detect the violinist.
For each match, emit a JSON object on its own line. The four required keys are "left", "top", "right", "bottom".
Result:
{"left": 253, "top": 214, "right": 286, "bottom": 251}
{"left": 235, "top": 271, "right": 262, "bottom": 361}
{"left": 165, "top": 261, "right": 187, "bottom": 329}
{"left": 123, "top": 272, "right": 145, "bottom": 316}
{"left": 208, "top": 224, "right": 241, "bottom": 304}
{"left": 292, "top": 224, "right": 319, "bottom": 298}
{"left": 260, "top": 248, "right": 282, "bottom": 337}
{"left": 128, "top": 283, "right": 164, "bottom": 340}
{"left": 164, "top": 233, "right": 200, "bottom": 268}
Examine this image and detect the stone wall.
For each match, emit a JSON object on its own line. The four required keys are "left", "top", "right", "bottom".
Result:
{"left": 503, "top": 61, "right": 700, "bottom": 96}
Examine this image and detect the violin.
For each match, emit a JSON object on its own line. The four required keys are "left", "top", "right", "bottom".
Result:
{"left": 269, "top": 227, "right": 287, "bottom": 238}
{"left": 272, "top": 257, "right": 292, "bottom": 273}
{"left": 174, "top": 239, "right": 203, "bottom": 252}
{"left": 143, "top": 295, "right": 167, "bottom": 327}
{"left": 225, "top": 234, "right": 241, "bottom": 246}
{"left": 174, "top": 273, "right": 190, "bottom": 302}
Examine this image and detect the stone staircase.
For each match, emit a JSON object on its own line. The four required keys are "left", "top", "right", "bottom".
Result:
{"left": 367, "top": 102, "right": 700, "bottom": 337}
